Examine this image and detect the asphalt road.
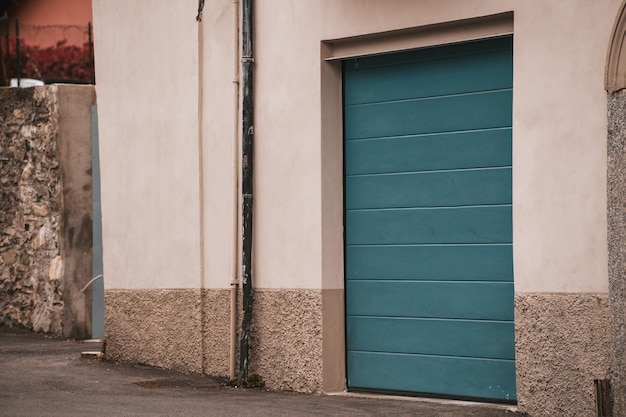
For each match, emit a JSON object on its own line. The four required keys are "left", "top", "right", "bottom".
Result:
{"left": 0, "top": 327, "right": 525, "bottom": 417}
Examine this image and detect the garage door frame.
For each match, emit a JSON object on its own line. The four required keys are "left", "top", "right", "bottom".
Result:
{"left": 318, "top": 12, "right": 515, "bottom": 396}
{"left": 343, "top": 35, "right": 515, "bottom": 402}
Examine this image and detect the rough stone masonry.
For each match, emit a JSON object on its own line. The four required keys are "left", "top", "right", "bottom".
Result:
{"left": 0, "top": 86, "right": 64, "bottom": 334}
{"left": 0, "top": 85, "right": 95, "bottom": 338}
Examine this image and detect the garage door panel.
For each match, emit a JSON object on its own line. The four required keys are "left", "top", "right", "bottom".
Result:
{"left": 345, "top": 281, "right": 514, "bottom": 320}
{"left": 347, "top": 351, "right": 516, "bottom": 401}
{"left": 346, "top": 317, "right": 515, "bottom": 360}
{"left": 345, "top": 128, "right": 512, "bottom": 175}
{"left": 345, "top": 244, "right": 512, "bottom": 281}
{"left": 346, "top": 167, "right": 511, "bottom": 209}
{"left": 344, "top": 89, "right": 512, "bottom": 140}
{"left": 346, "top": 205, "right": 512, "bottom": 245}
{"left": 344, "top": 36, "right": 512, "bottom": 72}
{"left": 344, "top": 49, "right": 513, "bottom": 106}
{"left": 344, "top": 36, "right": 514, "bottom": 401}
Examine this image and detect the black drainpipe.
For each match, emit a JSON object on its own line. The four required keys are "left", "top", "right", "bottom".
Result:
{"left": 239, "top": 0, "right": 254, "bottom": 385}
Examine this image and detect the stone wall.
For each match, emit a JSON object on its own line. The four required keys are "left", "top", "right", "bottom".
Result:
{"left": 0, "top": 86, "right": 63, "bottom": 334}
{"left": 608, "top": 89, "right": 626, "bottom": 416}
{"left": 0, "top": 85, "right": 95, "bottom": 338}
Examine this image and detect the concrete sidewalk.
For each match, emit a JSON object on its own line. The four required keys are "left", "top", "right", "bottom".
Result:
{"left": 0, "top": 327, "right": 525, "bottom": 417}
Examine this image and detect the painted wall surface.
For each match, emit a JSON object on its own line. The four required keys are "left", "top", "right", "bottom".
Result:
{"left": 93, "top": 0, "right": 616, "bottom": 293}
{"left": 92, "top": 1, "right": 620, "bottom": 411}
{"left": 198, "top": 0, "right": 239, "bottom": 290}
{"left": 511, "top": 2, "right": 614, "bottom": 293}
{"left": 253, "top": 0, "right": 615, "bottom": 292}
{"left": 92, "top": 0, "right": 201, "bottom": 289}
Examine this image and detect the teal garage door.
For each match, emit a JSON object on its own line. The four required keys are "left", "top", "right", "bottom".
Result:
{"left": 344, "top": 36, "right": 515, "bottom": 402}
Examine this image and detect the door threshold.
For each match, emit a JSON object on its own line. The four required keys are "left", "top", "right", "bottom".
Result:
{"left": 325, "top": 390, "right": 519, "bottom": 413}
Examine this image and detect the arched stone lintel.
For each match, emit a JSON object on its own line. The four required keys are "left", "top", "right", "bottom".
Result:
{"left": 606, "top": 0, "right": 626, "bottom": 92}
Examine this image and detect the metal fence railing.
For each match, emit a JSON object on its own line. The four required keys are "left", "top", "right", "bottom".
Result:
{"left": 0, "top": 18, "right": 95, "bottom": 86}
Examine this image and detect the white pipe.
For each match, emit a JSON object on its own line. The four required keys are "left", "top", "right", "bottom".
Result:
{"left": 197, "top": 9, "right": 207, "bottom": 374}
{"left": 229, "top": 0, "right": 241, "bottom": 381}
{"left": 81, "top": 274, "right": 103, "bottom": 293}
{"left": 230, "top": 278, "right": 238, "bottom": 380}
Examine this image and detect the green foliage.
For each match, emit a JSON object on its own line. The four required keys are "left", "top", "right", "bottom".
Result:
{"left": 240, "top": 373, "right": 265, "bottom": 388}
{"left": 227, "top": 373, "right": 266, "bottom": 388}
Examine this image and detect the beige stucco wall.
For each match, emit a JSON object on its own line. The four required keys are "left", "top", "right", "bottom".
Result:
{"left": 94, "top": 0, "right": 616, "bottom": 292}
{"left": 515, "top": 293, "right": 611, "bottom": 416}
{"left": 251, "top": 0, "right": 616, "bottom": 292}
{"left": 93, "top": 0, "right": 619, "bottom": 413}
{"left": 198, "top": 0, "right": 239, "bottom": 290}
{"left": 511, "top": 3, "right": 613, "bottom": 293}
{"left": 105, "top": 289, "right": 204, "bottom": 373}
{"left": 92, "top": 0, "right": 202, "bottom": 290}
